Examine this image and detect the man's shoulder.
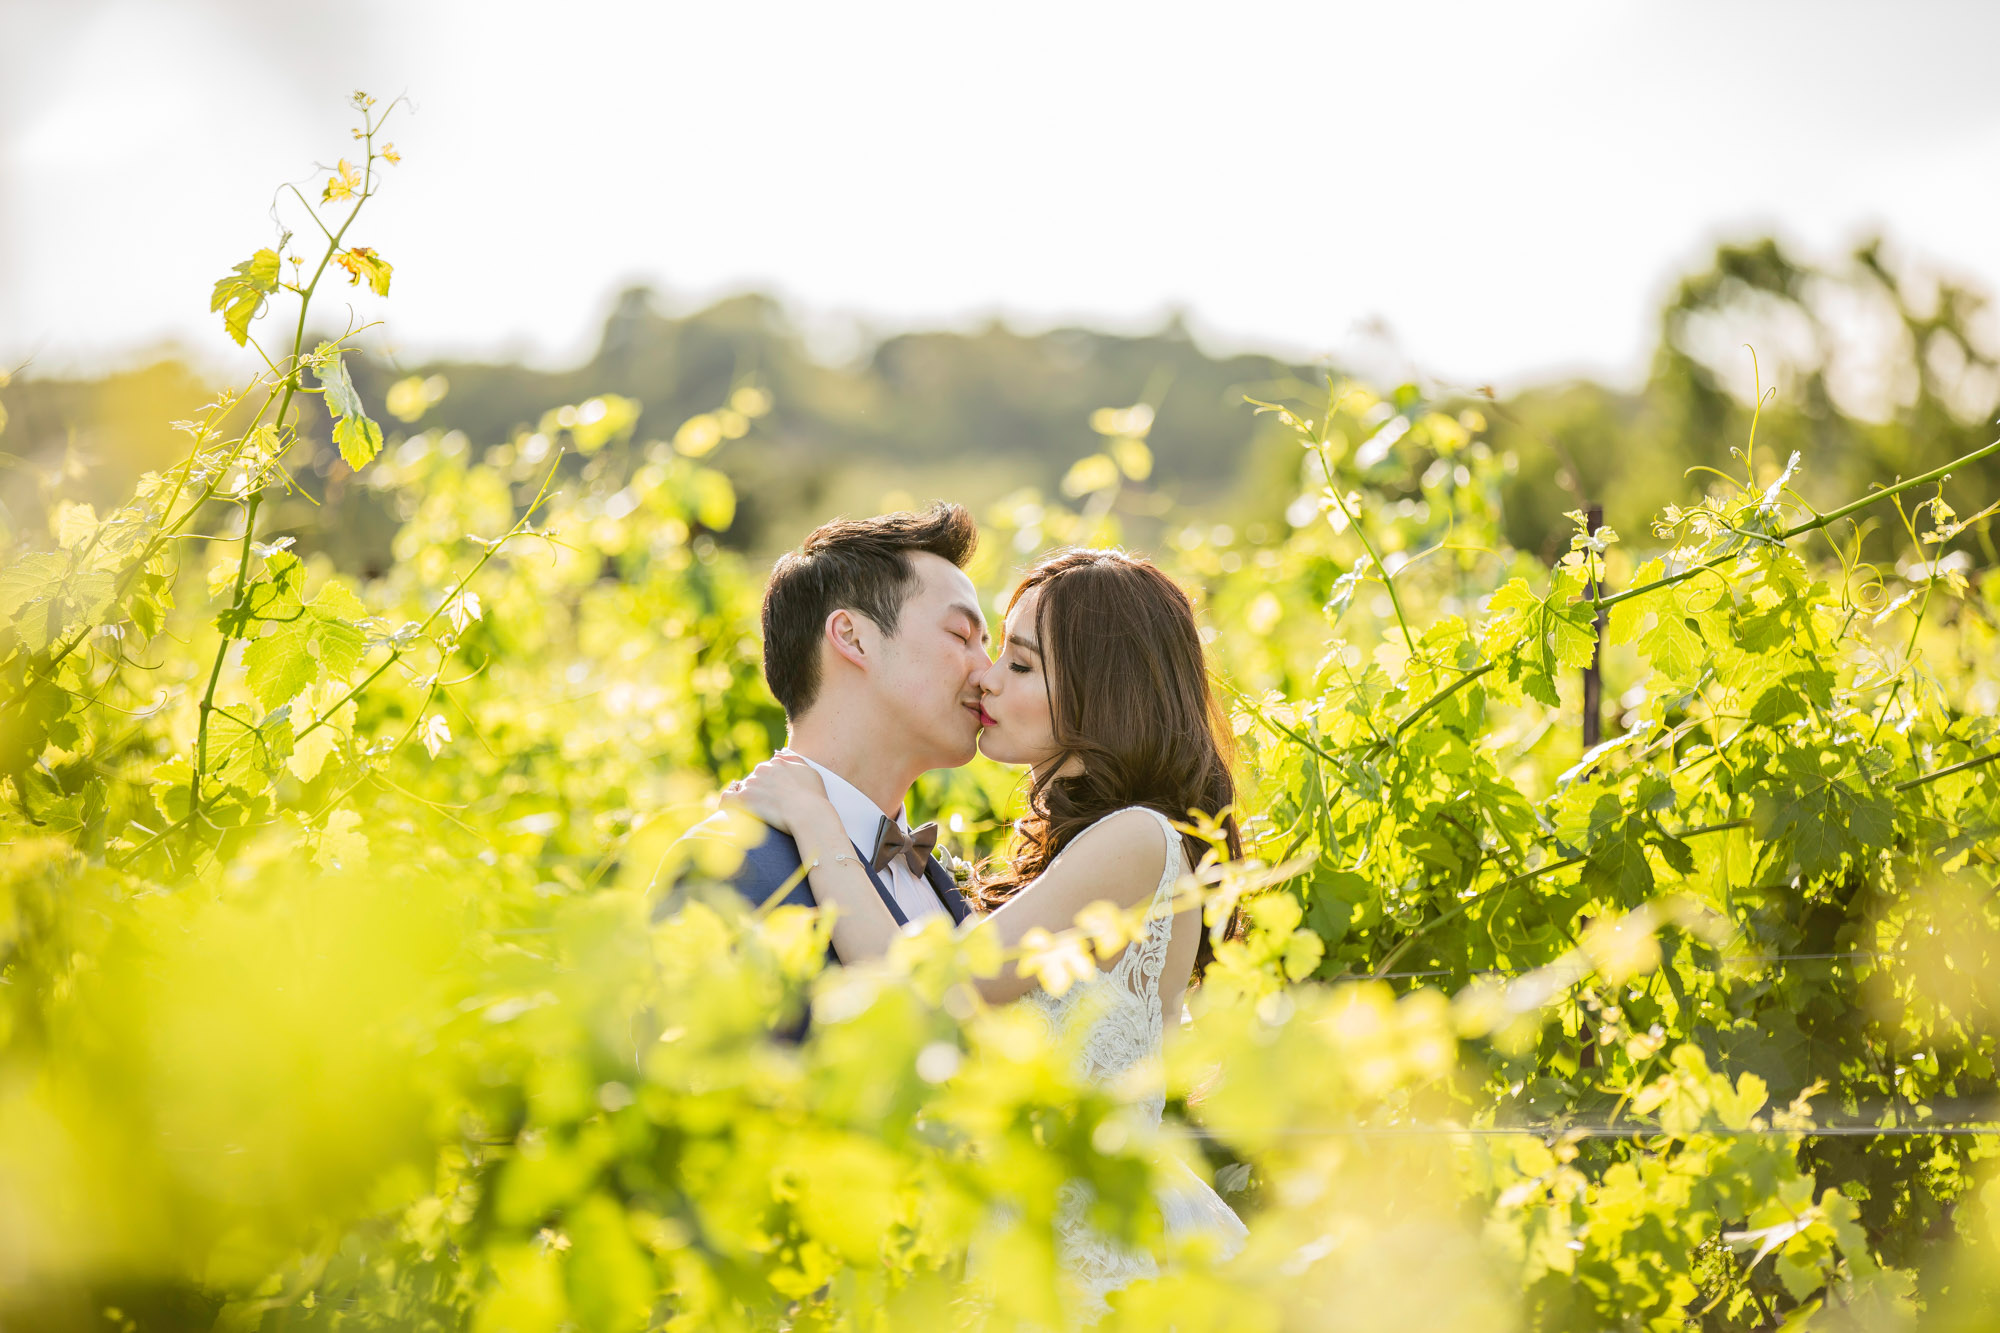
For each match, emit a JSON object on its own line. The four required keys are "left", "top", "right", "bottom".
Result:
{"left": 653, "top": 812, "right": 802, "bottom": 924}
{"left": 679, "top": 809, "right": 785, "bottom": 850}
{"left": 675, "top": 810, "right": 798, "bottom": 876}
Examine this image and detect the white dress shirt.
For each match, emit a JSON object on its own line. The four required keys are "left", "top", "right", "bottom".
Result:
{"left": 795, "top": 754, "right": 946, "bottom": 925}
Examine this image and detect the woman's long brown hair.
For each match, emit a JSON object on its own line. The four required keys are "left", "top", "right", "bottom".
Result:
{"left": 977, "top": 548, "right": 1243, "bottom": 976}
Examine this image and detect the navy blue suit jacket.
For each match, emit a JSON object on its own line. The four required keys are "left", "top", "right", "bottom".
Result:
{"left": 723, "top": 820, "right": 973, "bottom": 932}
{"left": 668, "top": 814, "right": 972, "bottom": 1039}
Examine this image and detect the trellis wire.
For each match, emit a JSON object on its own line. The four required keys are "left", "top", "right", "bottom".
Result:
{"left": 1373, "top": 951, "right": 1892, "bottom": 980}
{"left": 1192, "top": 1100, "right": 2000, "bottom": 1141}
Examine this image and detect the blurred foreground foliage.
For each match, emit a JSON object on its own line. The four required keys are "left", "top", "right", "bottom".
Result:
{"left": 4, "top": 98, "right": 2000, "bottom": 1332}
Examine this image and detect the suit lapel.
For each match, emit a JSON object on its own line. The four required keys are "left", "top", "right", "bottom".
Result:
{"left": 854, "top": 840, "right": 910, "bottom": 927}
{"left": 924, "top": 855, "right": 972, "bottom": 924}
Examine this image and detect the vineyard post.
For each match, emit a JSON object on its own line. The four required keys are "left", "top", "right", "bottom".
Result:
{"left": 1577, "top": 503, "right": 1605, "bottom": 1071}
{"left": 1582, "top": 503, "right": 1607, "bottom": 749}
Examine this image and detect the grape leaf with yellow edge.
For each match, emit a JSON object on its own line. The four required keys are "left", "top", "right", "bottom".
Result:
{"left": 314, "top": 346, "right": 384, "bottom": 469}
{"left": 322, "top": 158, "right": 361, "bottom": 203}
{"left": 335, "top": 246, "right": 393, "bottom": 297}
{"left": 210, "top": 248, "right": 281, "bottom": 346}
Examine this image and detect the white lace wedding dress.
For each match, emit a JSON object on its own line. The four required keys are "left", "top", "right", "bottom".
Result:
{"left": 1019, "top": 806, "right": 1248, "bottom": 1315}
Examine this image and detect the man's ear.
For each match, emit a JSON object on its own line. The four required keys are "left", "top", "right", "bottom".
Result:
{"left": 824, "top": 608, "right": 869, "bottom": 671}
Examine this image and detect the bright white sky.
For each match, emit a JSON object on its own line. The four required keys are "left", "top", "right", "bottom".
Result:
{"left": 4, "top": 0, "right": 1998, "bottom": 389}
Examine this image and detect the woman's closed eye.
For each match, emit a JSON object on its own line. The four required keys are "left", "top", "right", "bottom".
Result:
{"left": 1008, "top": 658, "right": 1032, "bottom": 674}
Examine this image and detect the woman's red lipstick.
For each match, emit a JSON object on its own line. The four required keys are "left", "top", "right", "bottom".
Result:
{"left": 978, "top": 706, "right": 997, "bottom": 727}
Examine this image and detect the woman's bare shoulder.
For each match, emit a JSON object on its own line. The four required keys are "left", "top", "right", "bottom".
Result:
{"left": 1043, "top": 807, "right": 1170, "bottom": 900}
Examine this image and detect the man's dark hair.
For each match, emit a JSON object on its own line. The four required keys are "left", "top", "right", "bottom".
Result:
{"left": 761, "top": 502, "right": 978, "bottom": 717}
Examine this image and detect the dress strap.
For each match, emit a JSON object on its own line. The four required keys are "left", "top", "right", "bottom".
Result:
{"left": 1132, "top": 807, "right": 1183, "bottom": 906}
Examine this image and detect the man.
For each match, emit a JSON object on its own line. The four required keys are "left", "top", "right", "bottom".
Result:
{"left": 677, "top": 503, "right": 989, "bottom": 947}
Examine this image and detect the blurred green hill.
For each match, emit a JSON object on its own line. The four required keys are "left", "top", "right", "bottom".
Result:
{"left": 5, "top": 235, "right": 1996, "bottom": 572}
{"left": 365, "top": 287, "right": 1330, "bottom": 554}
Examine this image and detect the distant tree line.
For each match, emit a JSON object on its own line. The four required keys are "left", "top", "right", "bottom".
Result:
{"left": 4, "top": 237, "right": 1994, "bottom": 574}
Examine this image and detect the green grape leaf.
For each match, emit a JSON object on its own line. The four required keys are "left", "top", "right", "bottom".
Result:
{"left": 129, "top": 571, "right": 171, "bottom": 639}
{"left": 1639, "top": 608, "right": 1706, "bottom": 685}
{"left": 1609, "top": 571, "right": 1712, "bottom": 686}
{"left": 150, "top": 755, "right": 194, "bottom": 823}
{"left": 1751, "top": 747, "right": 1897, "bottom": 881}
{"left": 311, "top": 808, "right": 369, "bottom": 870}
{"left": 0, "top": 552, "right": 69, "bottom": 625}
{"left": 1582, "top": 819, "right": 1656, "bottom": 905}
{"left": 0, "top": 554, "right": 115, "bottom": 654}
{"left": 216, "top": 571, "right": 299, "bottom": 640}
{"left": 315, "top": 348, "right": 383, "bottom": 469}
{"left": 241, "top": 579, "right": 368, "bottom": 710}
{"left": 288, "top": 696, "right": 353, "bottom": 782}
{"left": 1484, "top": 572, "right": 1597, "bottom": 708}
{"left": 1736, "top": 607, "right": 1792, "bottom": 654}
{"left": 1656, "top": 830, "right": 1696, "bottom": 876}
{"left": 0, "top": 676, "right": 70, "bottom": 778}
{"left": 210, "top": 248, "right": 282, "bottom": 346}
{"left": 1400, "top": 821, "right": 1468, "bottom": 879}
{"left": 1304, "top": 870, "right": 1369, "bottom": 947}
{"left": 206, "top": 707, "right": 295, "bottom": 792}
{"left": 1748, "top": 680, "right": 1806, "bottom": 727}
{"left": 1607, "top": 561, "right": 1667, "bottom": 646}
{"left": 334, "top": 414, "right": 384, "bottom": 470}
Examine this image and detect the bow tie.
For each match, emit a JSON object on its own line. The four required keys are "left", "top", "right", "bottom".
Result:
{"left": 870, "top": 816, "right": 939, "bottom": 875}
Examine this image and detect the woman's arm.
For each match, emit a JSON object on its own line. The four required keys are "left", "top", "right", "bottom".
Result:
{"left": 730, "top": 758, "right": 1170, "bottom": 1003}
{"left": 958, "top": 808, "right": 1168, "bottom": 1003}
{"left": 724, "top": 755, "right": 905, "bottom": 965}
{"left": 784, "top": 802, "right": 907, "bottom": 964}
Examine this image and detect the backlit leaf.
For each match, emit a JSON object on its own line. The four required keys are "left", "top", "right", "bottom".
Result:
{"left": 315, "top": 348, "right": 384, "bottom": 469}
{"left": 210, "top": 247, "right": 281, "bottom": 346}
{"left": 335, "top": 246, "right": 393, "bottom": 297}
{"left": 322, "top": 158, "right": 361, "bottom": 203}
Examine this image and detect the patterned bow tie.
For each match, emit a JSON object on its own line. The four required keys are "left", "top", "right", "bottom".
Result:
{"left": 870, "top": 817, "right": 939, "bottom": 875}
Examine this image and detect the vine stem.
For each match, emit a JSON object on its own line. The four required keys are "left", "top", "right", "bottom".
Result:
{"left": 1365, "top": 819, "right": 1751, "bottom": 980}
{"left": 1868, "top": 491, "right": 1941, "bottom": 746}
{"left": 114, "top": 808, "right": 202, "bottom": 870}
{"left": 294, "top": 448, "right": 564, "bottom": 744}
{"left": 190, "top": 491, "right": 263, "bottom": 813}
{"left": 1311, "top": 437, "right": 1419, "bottom": 653}
{"left": 1599, "top": 436, "right": 2000, "bottom": 612}
{"left": 11, "top": 114, "right": 386, "bottom": 728}
{"left": 1895, "top": 748, "right": 2000, "bottom": 792}
{"left": 1377, "top": 662, "right": 1495, "bottom": 749}
{"left": 175, "top": 103, "right": 388, "bottom": 842}
{"left": 0, "top": 391, "right": 288, "bottom": 712}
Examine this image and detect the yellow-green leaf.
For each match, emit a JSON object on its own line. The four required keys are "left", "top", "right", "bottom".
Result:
{"left": 335, "top": 246, "right": 393, "bottom": 297}
{"left": 210, "top": 248, "right": 281, "bottom": 346}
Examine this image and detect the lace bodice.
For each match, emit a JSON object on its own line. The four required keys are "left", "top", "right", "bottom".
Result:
{"left": 1011, "top": 808, "right": 1245, "bottom": 1315}
{"left": 1019, "top": 806, "right": 1184, "bottom": 1124}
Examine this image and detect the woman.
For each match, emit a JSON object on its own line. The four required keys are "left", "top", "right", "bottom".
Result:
{"left": 728, "top": 546, "right": 1247, "bottom": 1312}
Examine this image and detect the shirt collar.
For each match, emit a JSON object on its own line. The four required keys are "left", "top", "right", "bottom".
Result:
{"left": 791, "top": 753, "right": 906, "bottom": 857}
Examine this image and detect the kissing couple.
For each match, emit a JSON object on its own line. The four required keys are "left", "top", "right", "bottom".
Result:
{"left": 689, "top": 501, "right": 1247, "bottom": 1310}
